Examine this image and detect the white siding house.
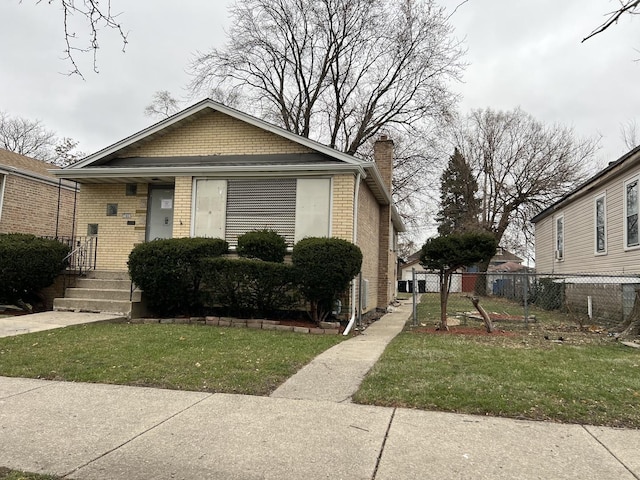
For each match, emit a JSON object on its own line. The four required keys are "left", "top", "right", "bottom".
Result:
{"left": 531, "top": 145, "right": 640, "bottom": 275}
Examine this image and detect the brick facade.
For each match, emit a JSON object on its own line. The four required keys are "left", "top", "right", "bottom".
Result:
{"left": 66, "top": 102, "right": 401, "bottom": 311}
{"left": 0, "top": 172, "right": 76, "bottom": 237}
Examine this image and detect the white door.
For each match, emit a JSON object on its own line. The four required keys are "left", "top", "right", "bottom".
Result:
{"left": 146, "top": 187, "right": 174, "bottom": 241}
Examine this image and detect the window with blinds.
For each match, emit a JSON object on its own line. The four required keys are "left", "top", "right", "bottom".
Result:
{"left": 225, "top": 178, "right": 297, "bottom": 246}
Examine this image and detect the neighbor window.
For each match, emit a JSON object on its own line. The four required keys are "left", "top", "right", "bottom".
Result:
{"left": 595, "top": 193, "right": 607, "bottom": 254}
{"left": 0, "top": 174, "right": 5, "bottom": 222}
{"left": 625, "top": 177, "right": 639, "bottom": 248}
{"left": 555, "top": 215, "right": 564, "bottom": 261}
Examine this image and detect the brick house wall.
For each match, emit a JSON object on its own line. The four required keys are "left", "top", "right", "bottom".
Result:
{"left": 0, "top": 171, "right": 76, "bottom": 237}
{"left": 69, "top": 104, "right": 400, "bottom": 312}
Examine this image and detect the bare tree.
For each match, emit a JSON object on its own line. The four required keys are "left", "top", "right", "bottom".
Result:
{"left": 0, "top": 111, "right": 57, "bottom": 160}
{"left": 52, "top": 137, "right": 85, "bottom": 166}
{"left": 449, "top": 108, "right": 599, "bottom": 269}
{"left": 27, "top": 0, "right": 128, "bottom": 78}
{"left": 188, "top": 0, "right": 464, "bottom": 156}
{"left": 621, "top": 118, "right": 639, "bottom": 150}
{"left": 583, "top": 0, "right": 640, "bottom": 42}
{"left": 144, "top": 91, "right": 181, "bottom": 119}
{"left": 0, "top": 111, "right": 82, "bottom": 165}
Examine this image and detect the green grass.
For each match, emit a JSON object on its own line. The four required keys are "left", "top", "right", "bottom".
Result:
{"left": 354, "top": 295, "right": 640, "bottom": 428}
{"left": 0, "top": 468, "right": 59, "bottom": 480}
{"left": 0, "top": 323, "right": 343, "bottom": 395}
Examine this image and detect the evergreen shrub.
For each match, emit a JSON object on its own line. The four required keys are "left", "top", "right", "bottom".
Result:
{"left": 236, "top": 229, "right": 287, "bottom": 263}
{"left": 292, "top": 237, "right": 362, "bottom": 323}
{"left": 0, "top": 233, "right": 69, "bottom": 304}
{"left": 202, "top": 257, "right": 297, "bottom": 317}
{"left": 128, "top": 237, "right": 228, "bottom": 315}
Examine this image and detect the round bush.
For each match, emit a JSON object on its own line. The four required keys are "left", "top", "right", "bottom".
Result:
{"left": 128, "top": 237, "right": 228, "bottom": 315}
{"left": 236, "top": 229, "right": 287, "bottom": 263}
{"left": 292, "top": 237, "right": 362, "bottom": 323}
{"left": 0, "top": 233, "right": 69, "bottom": 304}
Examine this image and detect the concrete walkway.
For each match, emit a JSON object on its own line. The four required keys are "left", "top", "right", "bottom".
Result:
{"left": 0, "top": 311, "right": 126, "bottom": 338}
{"left": 1, "top": 302, "right": 640, "bottom": 479}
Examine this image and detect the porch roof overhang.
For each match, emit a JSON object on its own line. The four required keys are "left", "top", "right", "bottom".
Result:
{"left": 50, "top": 162, "right": 367, "bottom": 184}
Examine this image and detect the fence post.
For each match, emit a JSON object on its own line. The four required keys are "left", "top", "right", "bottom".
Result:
{"left": 412, "top": 267, "right": 418, "bottom": 326}
{"left": 523, "top": 272, "right": 529, "bottom": 326}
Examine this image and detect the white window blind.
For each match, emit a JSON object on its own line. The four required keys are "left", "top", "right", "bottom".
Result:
{"left": 226, "top": 178, "right": 296, "bottom": 246}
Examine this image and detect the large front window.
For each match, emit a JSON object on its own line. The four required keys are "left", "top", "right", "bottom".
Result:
{"left": 625, "top": 178, "right": 639, "bottom": 248}
{"left": 193, "top": 177, "right": 331, "bottom": 247}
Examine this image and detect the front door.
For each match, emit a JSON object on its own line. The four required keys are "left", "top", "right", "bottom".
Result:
{"left": 146, "top": 187, "right": 175, "bottom": 241}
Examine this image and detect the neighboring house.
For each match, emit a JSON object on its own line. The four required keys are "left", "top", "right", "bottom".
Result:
{"left": 531, "top": 146, "right": 640, "bottom": 325}
{"left": 51, "top": 99, "right": 404, "bottom": 313}
{"left": 398, "top": 246, "right": 522, "bottom": 293}
{"left": 0, "top": 148, "right": 77, "bottom": 237}
{"left": 531, "top": 145, "right": 640, "bottom": 275}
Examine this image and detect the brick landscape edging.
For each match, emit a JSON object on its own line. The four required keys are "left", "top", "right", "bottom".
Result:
{"left": 130, "top": 316, "right": 341, "bottom": 335}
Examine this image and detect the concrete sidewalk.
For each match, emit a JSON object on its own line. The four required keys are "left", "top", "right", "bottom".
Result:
{"left": 1, "top": 377, "right": 638, "bottom": 480}
{"left": 1, "top": 301, "right": 639, "bottom": 479}
{"left": 0, "top": 311, "right": 126, "bottom": 338}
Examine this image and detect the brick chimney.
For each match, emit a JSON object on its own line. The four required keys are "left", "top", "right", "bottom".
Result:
{"left": 374, "top": 135, "right": 394, "bottom": 193}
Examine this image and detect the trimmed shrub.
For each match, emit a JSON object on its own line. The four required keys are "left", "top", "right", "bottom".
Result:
{"left": 531, "top": 278, "right": 565, "bottom": 311}
{"left": 236, "top": 229, "right": 287, "bottom": 263}
{"left": 128, "top": 237, "right": 228, "bottom": 315}
{"left": 0, "top": 234, "right": 69, "bottom": 304}
{"left": 202, "top": 257, "right": 297, "bottom": 317}
{"left": 292, "top": 237, "right": 362, "bottom": 323}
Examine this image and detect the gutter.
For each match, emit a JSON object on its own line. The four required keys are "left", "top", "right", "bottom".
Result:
{"left": 343, "top": 172, "right": 362, "bottom": 336}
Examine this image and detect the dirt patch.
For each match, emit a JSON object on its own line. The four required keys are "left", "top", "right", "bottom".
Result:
{"left": 410, "top": 326, "right": 517, "bottom": 337}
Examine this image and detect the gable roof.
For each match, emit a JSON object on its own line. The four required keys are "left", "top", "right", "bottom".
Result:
{"left": 531, "top": 144, "right": 640, "bottom": 223}
{"left": 0, "top": 148, "right": 77, "bottom": 190}
{"left": 51, "top": 98, "right": 404, "bottom": 230}
{"left": 0, "top": 148, "right": 59, "bottom": 178}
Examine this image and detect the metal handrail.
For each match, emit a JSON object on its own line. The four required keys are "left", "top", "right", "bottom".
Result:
{"left": 61, "top": 235, "right": 98, "bottom": 275}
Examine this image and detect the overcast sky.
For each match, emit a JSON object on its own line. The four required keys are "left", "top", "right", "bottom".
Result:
{"left": 0, "top": 1, "right": 638, "bottom": 165}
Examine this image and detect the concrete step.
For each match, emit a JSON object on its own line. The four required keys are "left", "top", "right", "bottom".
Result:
{"left": 85, "top": 270, "right": 131, "bottom": 281}
{"left": 64, "top": 288, "right": 142, "bottom": 302}
{"left": 53, "top": 298, "right": 132, "bottom": 316}
{"left": 75, "top": 278, "right": 132, "bottom": 290}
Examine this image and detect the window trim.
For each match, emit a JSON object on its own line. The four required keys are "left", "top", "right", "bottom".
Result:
{"left": 594, "top": 192, "right": 607, "bottom": 255}
{"left": 0, "top": 173, "right": 5, "bottom": 222}
{"left": 555, "top": 214, "right": 564, "bottom": 262}
{"left": 623, "top": 176, "right": 640, "bottom": 251}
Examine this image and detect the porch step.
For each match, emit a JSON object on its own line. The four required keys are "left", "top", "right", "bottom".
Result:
{"left": 53, "top": 270, "right": 146, "bottom": 318}
{"left": 53, "top": 298, "right": 133, "bottom": 316}
{"left": 64, "top": 288, "right": 142, "bottom": 302}
{"left": 75, "top": 278, "right": 132, "bottom": 290}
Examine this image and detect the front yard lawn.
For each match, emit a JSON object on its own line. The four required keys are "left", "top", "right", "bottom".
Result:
{"left": 0, "top": 323, "right": 343, "bottom": 395}
{"left": 353, "top": 295, "right": 640, "bottom": 428}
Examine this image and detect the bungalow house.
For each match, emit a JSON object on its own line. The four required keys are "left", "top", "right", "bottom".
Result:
{"left": 0, "top": 148, "right": 77, "bottom": 237}
{"left": 50, "top": 99, "right": 404, "bottom": 316}
{"left": 531, "top": 145, "right": 640, "bottom": 325}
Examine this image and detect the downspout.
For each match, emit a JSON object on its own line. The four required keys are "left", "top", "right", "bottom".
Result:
{"left": 343, "top": 172, "right": 361, "bottom": 336}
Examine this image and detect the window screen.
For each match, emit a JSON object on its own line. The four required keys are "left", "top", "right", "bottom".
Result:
{"left": 225, "top": 179, "right": 296, "bottom": 246}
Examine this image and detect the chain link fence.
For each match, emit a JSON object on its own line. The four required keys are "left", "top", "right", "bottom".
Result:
{"left": 400, "top": 271, "right": 640, "bottom": 330}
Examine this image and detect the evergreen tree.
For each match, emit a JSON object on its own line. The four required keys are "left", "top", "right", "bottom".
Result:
{"left": 436, "top": 148, "right": 481, "bottom": 235}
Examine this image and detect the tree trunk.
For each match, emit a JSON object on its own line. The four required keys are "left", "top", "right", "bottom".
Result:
{"left": 474, "top": 259, "right": 491, "bottom": 296}
{"left": 469, "top": 296, "right": 494, "bottom": 333}
{"left": 617, "top": 289, "right": 640, "bottom": 337}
